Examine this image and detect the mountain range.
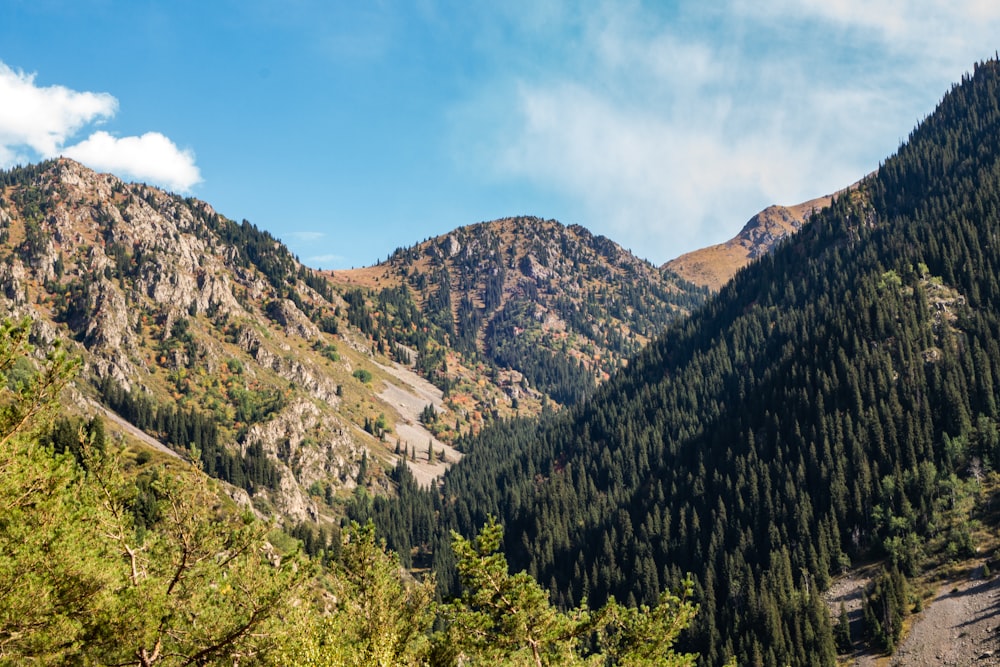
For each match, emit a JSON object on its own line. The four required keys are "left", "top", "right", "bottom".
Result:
{"left": 5, "top": 56, "right": 1000, "bottom": 667}
{"left": 350, "top": 59, "right": 1000, "bottom": 666}
{"left": 0, "top": 161, "right": 717, "bottom": 523}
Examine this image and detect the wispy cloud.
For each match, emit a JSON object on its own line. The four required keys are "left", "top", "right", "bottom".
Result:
{"left": 286, "top": 231, "right": 326, "bottom": 242}
{"left": 0, "top": 61, "right": 200, "bottom": 192}
{"left": 454, "top": 1, "right": 1000, "bottom": 262}
{"left": 305, "top": 253, "right": 344, "bottom": 268}
{"left": 751, "top": 0, "right": 1000, "bottom": 53}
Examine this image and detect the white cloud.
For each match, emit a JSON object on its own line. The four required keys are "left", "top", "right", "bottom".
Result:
{"left": 0, "top": 61, "right": 201, "bottom": 193}
{"left": 305, "top": 253, "right": 344, "bottom": 268}
{"left": 456, "top": 1, "right": 1000, "bottom": 262}
{"left": 771, "top": 0, "right": 1000, "bottom": 37}
{"left": 494, "top": 82, "right": 850, "bottom": 259}
{"left": 0, "top": 63, "right": 117, "bottom": 157}
{"left": 739, "top": 0, "right": 1000, "bottom": 76}
{"left": 63, "top": 131, "right": 201, "bottom": 192}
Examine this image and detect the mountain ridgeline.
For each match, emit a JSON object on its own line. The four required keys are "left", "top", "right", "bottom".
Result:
{"left": 352, "top": 59, "right": 1000, "bottom": 665}
{"left": 0, "top": 155, "right": 706, "bottom": 529}
{"left": 331, "top": 217, "right": 707, "bottom": 406}
{"left": 664, "top": 190, "right": 841, "bottom": 290}
{"left": 0, "top": 160, "right": 368, "bottom": 521}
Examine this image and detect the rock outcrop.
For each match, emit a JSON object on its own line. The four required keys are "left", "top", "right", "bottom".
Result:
{"left": 0, "top": 158, "right": 366, "bottom": 524}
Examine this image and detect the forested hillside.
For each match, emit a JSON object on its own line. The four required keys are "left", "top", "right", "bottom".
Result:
{"left": 353, "top": 58, "right": 1000, "bottom": 666}
{"left": 0, "top": 316, "right": 700, "bottom": 665}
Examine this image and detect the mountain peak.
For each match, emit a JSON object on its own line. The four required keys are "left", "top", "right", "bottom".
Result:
{"left": 330, "top": 215, "right": 707, "bottom": 406}
{"left": 664, "top": 189, "right": 855, "bottom": 290}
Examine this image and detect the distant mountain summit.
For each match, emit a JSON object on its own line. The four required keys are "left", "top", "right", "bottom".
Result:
{"left": 665, "top": 191, "right": 844, "bottom": 290}
{"left": 330, "top": 216, "right": 707, "bottom": 406}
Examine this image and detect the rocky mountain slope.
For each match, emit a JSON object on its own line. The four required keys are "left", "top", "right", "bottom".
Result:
{"left": 0, "top": 160, "right": 707, "bottom": 528}
{"left": 0, "top": 158, "right": 459, "bottom": 524}
{"left": 664, "top": 191, "right": 841, "bottom": 290}
{"left": 330, "top": 216, "right": 707, "bottom": 407}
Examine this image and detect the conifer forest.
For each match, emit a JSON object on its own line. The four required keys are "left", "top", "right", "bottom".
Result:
{"left": 5, "top": 58, "right": 1000, "bottom": 665}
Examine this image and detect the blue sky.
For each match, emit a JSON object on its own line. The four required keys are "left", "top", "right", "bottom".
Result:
{"left": 1, "top": 1, "right": 999, "bottom": 269}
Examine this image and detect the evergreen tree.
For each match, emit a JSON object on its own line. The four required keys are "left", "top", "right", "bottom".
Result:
{"left": 834, "top": 602, "right": 852, "bottom": 653}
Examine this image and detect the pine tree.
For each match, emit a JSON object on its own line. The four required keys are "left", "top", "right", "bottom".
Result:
{"left": 0, "top": 318, "right": 307, "bottom": 665}
{"left": 435, "top": 517, "right": 698, "bottom": 666}
{"left": 276, "top": 522, "right": 435, "bottom": 666}
{"left": 0, "top": 320, "right": 106, "bottom": 662}
{"left": 834, "top": 602, "right": 852, "bottom": 653}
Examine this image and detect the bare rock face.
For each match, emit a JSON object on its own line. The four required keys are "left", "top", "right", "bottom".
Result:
{"left": 236, "top": 325, "right": 339, "bottom": 403}
{"left": 0, "top": 158, "right": 370, "bottom": 526}
{"left": 0, "top": 258, "right": 28, "bottom": 304}
{"left": 267, "top": 298, "right": 321, "bottom": 340}
{"left": 193, "top": 270, "right": 242, "bottom": 318}
{"left": 242, "top": 399, "right": 363, "bottom": 522}
{"left": 519, "top": 253, "right": 550, "bottom": 280}
{"left": 83, "top": 278, "right": 131, "bottom": 350}
{"left": 445, "top": 234, "right": 461, "bottom": 257}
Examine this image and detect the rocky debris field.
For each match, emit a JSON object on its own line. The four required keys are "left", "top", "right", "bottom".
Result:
{"left": 836, "top": 565, "right": 1000, "bottom": 666}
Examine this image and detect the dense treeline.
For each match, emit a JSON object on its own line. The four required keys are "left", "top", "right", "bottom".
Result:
{"left": 352, "top": 59, "right": 1000, "bottom": 665}
{"left": 0, "top": 314, "right": 698, "bottom": 665}
{"left": 98, "top": 377, "right": 281, "bottom": 492}
{"left": 202, "top": 214, "right": 298, "bottom": 290}
{"left": 343, "top": 283, "right": 454, "bottom": 387}
{"left": 0, "top": 159, "right": 58, "bottom": 188}
{"left": 485, "top": 298, "right": 595, "bottom": 404}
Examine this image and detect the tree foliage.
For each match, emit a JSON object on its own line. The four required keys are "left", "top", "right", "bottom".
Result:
{"left": 0, "top": 316, "right": 699, "bottom": 665}
{"left": 352, "top": 58, "right": 1000, "bottom": 665}
{"left": 433, "top": 517, "right": 698, "bottom": 667}
{"left": 0, "top": 320, "right": 107, "bottom": 663}
{"left": 272, "top": 522, "right": 436, "bottom": 667}
{"left": 0, "top": 317, "right": 305, "bottom": 665}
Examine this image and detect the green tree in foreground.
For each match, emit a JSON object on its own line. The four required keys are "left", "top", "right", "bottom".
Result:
{"left": 0, "top": 319, "right": 105, "bottom": 663}
{"left": 271, "top": 522, "right": 436, "bottom": 667}
{"left": 274, "top": 516, "right": 699, "bottom": 667}
{"left": 0, "top": 316, "right": 699, "bottom": 665}
{"left": 433, "top": 517, "right": 699, "bottom": 667}
{"left": 0, "top": 317, "right": 306, "bottom": 665}
{"left": 89, "top": 463, "right": 306, "bottom": 666}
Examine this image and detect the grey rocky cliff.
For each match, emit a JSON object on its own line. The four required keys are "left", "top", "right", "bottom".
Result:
{"left": 0, "top": 159, "right": 369, "bottom": 525}
{"left": 242, "top": 399, "right": 363, "bottom": 522}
